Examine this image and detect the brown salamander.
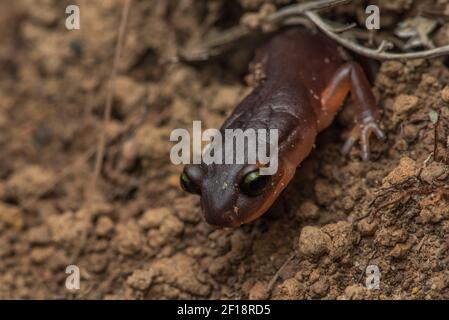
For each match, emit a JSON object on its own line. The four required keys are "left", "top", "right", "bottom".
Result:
{"left": 180, "top": 28, "right": 385, "bottom": 227}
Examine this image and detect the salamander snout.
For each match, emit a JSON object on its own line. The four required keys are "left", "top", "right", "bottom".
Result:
{"left": 199, "top": 183, "right": 242, "bottom": 227}
{"left": 180, "top": 165, "right": 240, "bottom": 227}
{"left": 202, "top": 207, "right": 241, "bottom": 228}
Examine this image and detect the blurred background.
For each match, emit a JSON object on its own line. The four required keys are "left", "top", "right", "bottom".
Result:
{"left": 1, "top": 0, "right": 449, "bottom": 299}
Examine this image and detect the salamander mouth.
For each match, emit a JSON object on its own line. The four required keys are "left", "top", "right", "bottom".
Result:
{"left": 203, "top": 209, "right": 241, "bottom": 227}
{"left": 239, "top": 208, "right": 269, "bottom": 225}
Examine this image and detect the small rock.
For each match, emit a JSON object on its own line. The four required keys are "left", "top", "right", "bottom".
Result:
{"left": 430, "top": 273, "right": 449, "bottom": 292}
{"left": 391, "top": 94, "right": 419, "bottom": 125}
{"left": 114, "top": 76, "right": 146, "bottom": 117}
{"left": 429, "top": 110, "right": 439, "bottom": 124}
{"left": 150, "top": 253, "right": 211, "bottom": 297}
{"left": 0, "top": 203, "right": 23, "bottom": 230}
{"left": 159, "top": 215, "right": 184, "bottom": 238}
{"left": 86, "top": 253, "right": 109, "bottom": 273}
{"left": 30, "top": 247, "right": 55, "bottom": 264}
{"left": 95, "top": 216, "right": 114, "bottom": 237}
{"left": 147, "top": 229, "right": 168, "bottom": 249}
{"left": 441, "top": 86, "right": 449, "bottom": 103}
{"left": 127, "top": 269, "right": 154, "bottom": 291}
{"left": 297, "top": 201, "right": 320, "bottom": 220}
{"left": 134, "top": 124, "right": 169, "bottom": 161}
{"left": 420, "top": 74, "right": 438, "bottom": 87}
{"left": 314, "top": 179, "right": 338, "bottom": 206}
{"left": 171, "top": 98, "right": 194, "bottom": 124}
{"left": 117, "top": 140, "right": 138, "bottom": 172}
{"left": 375, "top": 227, "right": 408, "bottom": 247}
{"left": 393, "top": 94, "right": 419, "bottom": 115}
{"left": 389, "top": 243, "right": 410, "bottom": 258}
{"left": 277, "top": 278, "right": 301, "bottom": 298}
{"left": 341, "top": 196, "right": 355, "bottom": 211}
{"left": 402, "top": 123, "right": 420, "bottom": 141}
{"left": 146, "top": 214, "right": 184, "bottom": 249}
{"left": 309, "top": 269, "right": 321, "bottom": 282}
{"left": 138, "top": 207, "right": 171, "bottom": 229}
{"left": 115, "top": 221, "right": 143, "bottom": 256}
{"left": 83, "top": 201, "right": 114, "bottom": 218}
{"left": 298, "top": 226, "right": 330, "bottom": 257}
{"left": 241, "top": 13, "right": 261, "bottom": 30}
{"left": 341, "top": 284, "right": 369, "bottom": 300}
{"left": 357, "top": 218, "right": 377, "bottom": 237}
{"left": 6, "top": 165, "right": 54, "bottom": 201}
{"left": 383, "top": 157, "right": 418, "bottom": 186}
{"left": 420, "top": 162, "right": 447, "bottom": 184}
{"left": 229, "top": 230, "right": 250, "bottom": 260}
{"left": 321, "top": 221, "right": 358, "bottom": 259}
{"left": 248, "top": 281, "right": 268, "bottom": 300}
{"left": 47, "top": 211, "right": 91, "bottom": 244}
{"left": 26, "top": 225, "right": 51, "bottom": 244}
{"left": 105, "top": 120, "right": 123, "bottom": 141}
{"left": 309, "top": 279, "right": 329, "bottom": 298}
{"left": 208, "top": 256, "right": 230, "bottom": 276}
{"left": 419, "top": 205, "right": 446, "bottom": 224}
{"left": 380, "top": 60, "right": 404, "bottom": 77}
{"left": 27, "top": 2, "right": 59, "bottom": 25}
{"left": 174, "top": 197, "right": 201, "bottom": 223}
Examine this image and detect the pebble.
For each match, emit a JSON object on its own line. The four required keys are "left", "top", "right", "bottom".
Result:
{"left": 298, "top": 226, "right": 330, "bottom": 257}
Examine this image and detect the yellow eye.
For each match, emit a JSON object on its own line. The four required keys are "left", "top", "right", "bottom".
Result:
{"left": 240, "top": 170, "right": 271, "bottom": 197}
{"left": 180, "top": 171, "right": 201, "bottom": 195}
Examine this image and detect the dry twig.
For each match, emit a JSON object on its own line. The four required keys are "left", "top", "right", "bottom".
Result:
{"left": 305, "top": 10, "right": 449, "bottom": 60}
{"left": 91, "top": 0, "right": 133, "bottom": 192}
{"left": 265, "top": 252, "right": 296, "bottom": 298}
{"left": 178, "top": 0, "right": 350, "bottom": 61}
{"left": 179, "top": 0, "right": 449, "bottom": 62}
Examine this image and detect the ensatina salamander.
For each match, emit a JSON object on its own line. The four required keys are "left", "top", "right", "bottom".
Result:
{"left": 180, "top": 28, "right": 385, "bottom": 227}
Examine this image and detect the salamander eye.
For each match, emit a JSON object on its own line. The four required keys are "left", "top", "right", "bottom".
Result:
{"left": 180, "top": 171, "right": 201, "bottom": 195}
{"left": 240, "top": 169, "right": 271, "bottom": 197}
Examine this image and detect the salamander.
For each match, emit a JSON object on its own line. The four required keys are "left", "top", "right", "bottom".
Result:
{"left": 180, "top": 28, "right": 385, "bottom": 227}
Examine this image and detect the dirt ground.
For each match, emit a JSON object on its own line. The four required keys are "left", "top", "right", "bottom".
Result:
{"left": 1, "top": 0, "right": 449, "bottom": 299}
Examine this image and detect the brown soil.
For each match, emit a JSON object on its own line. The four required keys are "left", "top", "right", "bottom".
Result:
{"left": 1, "top": 0, "right": 449, "bottom": 299}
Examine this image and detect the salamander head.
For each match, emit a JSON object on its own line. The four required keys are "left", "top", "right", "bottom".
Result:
{"left": 180, "top": 161, "right": 295, "bottom": 227}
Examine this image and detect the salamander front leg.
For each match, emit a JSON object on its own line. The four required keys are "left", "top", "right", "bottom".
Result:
{"left": 320, "top": 62, "right": 385, "bottom": 161}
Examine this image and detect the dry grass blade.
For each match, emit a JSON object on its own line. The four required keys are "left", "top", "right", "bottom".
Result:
{"left": 306, "top": 11, "right": 449, "bottom": 60}
{"left": 91, "top": 0, "right": 133, "bottom": 192}
{"left": 178, "top": 0, "right": 351, "bottom": 61}
{"left": 180, "top": 0, "right": 449, "bottom": 62}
